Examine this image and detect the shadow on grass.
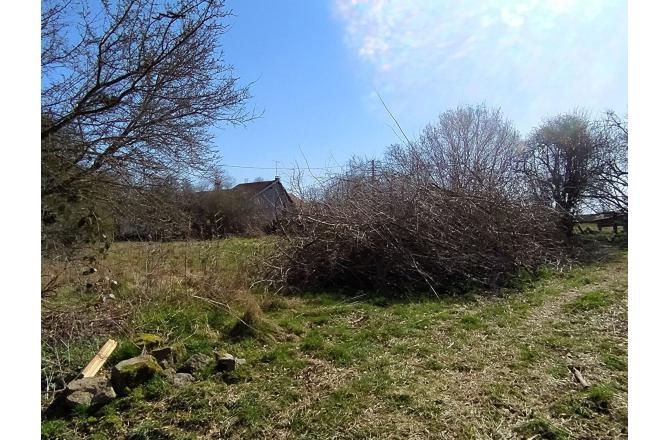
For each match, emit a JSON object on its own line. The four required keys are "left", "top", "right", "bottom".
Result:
{"left": 290, "top": 287, "right": 481, "bottom": 309}
{"left": 278, "top": 260, "right": 564, "bottom": 308}
{"left": 273, "top": 234, "right": 626, "bottom": 313}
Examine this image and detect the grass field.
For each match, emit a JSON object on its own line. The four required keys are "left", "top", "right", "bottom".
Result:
{"left": 41, "top": 235, "right": 627, "bottom": 439}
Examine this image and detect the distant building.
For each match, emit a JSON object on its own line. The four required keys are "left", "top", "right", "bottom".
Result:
{"left": 115, "top": 177, "right": 301, "bottom": 240}
{"left": 230, "top": 177, "right": 299, "bottom": 225}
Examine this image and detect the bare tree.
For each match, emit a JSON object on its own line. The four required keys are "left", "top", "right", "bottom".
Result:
{"left": 519, "top": 110, "right": 628, "bottom": 236}
{"left": 41, "top": 0, "right": 253, "bottom": 250}
{"left": 586, "top": 111, "right": 628, "bottom": 214}
{"left": 211, "top": 167, "right": 235, "bottom": 190}
{"left": 386, "top": 104, "right": 522, "bottom": 195}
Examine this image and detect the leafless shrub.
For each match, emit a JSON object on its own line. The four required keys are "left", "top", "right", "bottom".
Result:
{"left": 185, "top": 188, "right": 264, "bottom": 239}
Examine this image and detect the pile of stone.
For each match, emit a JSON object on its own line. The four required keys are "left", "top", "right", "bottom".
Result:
{"left": 44, "top": 334, "right": 246, "bottom": 417}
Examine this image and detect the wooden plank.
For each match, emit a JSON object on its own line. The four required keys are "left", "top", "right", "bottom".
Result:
{"left": 81, "top": 339, "right": 118, "bottom": 378}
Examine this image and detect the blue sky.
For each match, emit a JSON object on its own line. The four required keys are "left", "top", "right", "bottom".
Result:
{"left": 215, "top": 0, "right": 627, "bottom": 186}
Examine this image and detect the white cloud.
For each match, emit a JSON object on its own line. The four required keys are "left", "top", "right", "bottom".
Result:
{"left": 332, "top": 0, "right": 626, "bottom": 132}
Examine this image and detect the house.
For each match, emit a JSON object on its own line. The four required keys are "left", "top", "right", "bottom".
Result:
{"left": 229, "top": 177, "right": 299, "bottom": 225}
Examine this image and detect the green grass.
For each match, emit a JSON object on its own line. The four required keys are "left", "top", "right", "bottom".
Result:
{"left": 516, "top": 418, "right": 568, "bottom": 440}
{"left": 42, "top": 237, "right": 627, "bottom": 439}
{"left": 458, "top": 314, "right": 485, "bottom": 330}
{"left": 603, "top": 353, "right": 627, "bottom": 371}
{"left": 585, "top": 384, "right": 616, "bottom": 413}
{"left": 565, "top": 289, "right": 612, "bottom": 313}
{"left": 518, "top": 344, "right": 541, "bottom": 365}
{"left": 41, "top": 420, "right": 72, "bottom": 439}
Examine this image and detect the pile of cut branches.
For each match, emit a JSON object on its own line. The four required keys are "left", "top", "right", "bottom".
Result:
{"left": 267, "top": 175, "right": 565, "bottom": 295}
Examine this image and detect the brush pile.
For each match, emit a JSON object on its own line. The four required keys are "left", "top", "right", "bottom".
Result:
{"left": 269, "top": 177, "right": 564, "bottom": 294}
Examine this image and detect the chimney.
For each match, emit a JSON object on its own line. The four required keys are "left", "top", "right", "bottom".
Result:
{"left": 274, "top": 176, "right": 280, "bottom": 181}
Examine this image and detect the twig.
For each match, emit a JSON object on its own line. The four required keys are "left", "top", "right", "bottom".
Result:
{"left": 568, "top": 365, "right": 591, "bottom": 388}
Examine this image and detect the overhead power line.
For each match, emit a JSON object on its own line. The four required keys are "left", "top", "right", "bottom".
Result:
{"left": 220, "top": 163, "right": 347, "bottom": 171}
